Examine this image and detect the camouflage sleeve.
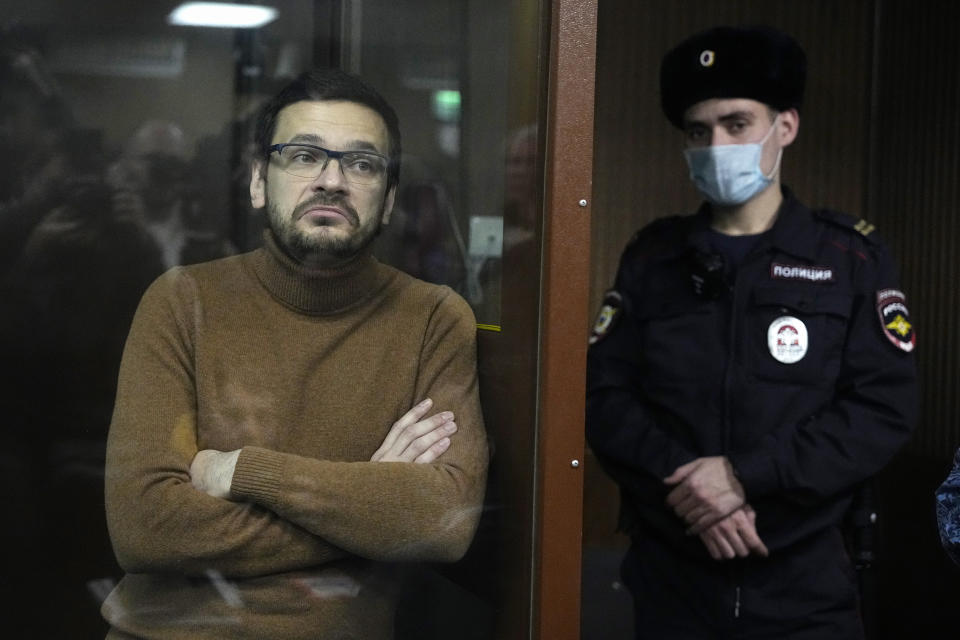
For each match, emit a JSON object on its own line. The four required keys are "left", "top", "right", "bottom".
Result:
{"left": 935, "top": 447, "right": 960, "bottom": 566}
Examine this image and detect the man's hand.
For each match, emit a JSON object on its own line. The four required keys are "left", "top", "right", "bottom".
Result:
{"left": 664, "top": 456, "right": 746, "bottom": 534}
{"left": 370, "top": 398, "right": 458, "bottom": 463}
{"left": 190, "top": 449, "right": 241, "bottom": 499}
{"left": 698, "top": 505, "right": 769, "bottom": 561}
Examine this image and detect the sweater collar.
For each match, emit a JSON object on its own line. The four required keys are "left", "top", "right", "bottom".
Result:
{"left": 250, "top": 231, "right": 387, "bottom": 314}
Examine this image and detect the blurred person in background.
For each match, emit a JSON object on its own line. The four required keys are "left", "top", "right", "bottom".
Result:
{"left": 0, "top": 27, "right": 166, "bottom": 637}
{"left": 107, "top": 120, "right": 235, "bottom": 269}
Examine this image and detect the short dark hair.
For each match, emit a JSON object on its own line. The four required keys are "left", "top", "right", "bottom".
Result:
{"left": 254, "top": 68, "right": 402, "bottom": 189}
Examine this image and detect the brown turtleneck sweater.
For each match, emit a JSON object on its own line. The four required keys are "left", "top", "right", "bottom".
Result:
{"left": 102, "top": 234, "right": 488, "bottom": 639}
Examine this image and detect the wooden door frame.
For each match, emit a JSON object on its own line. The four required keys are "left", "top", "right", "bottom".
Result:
{"left": 535, "top": 0, "right": 597, "bottom": 637}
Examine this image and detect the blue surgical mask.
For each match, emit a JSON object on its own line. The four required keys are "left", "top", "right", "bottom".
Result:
{"left": 683, "top": 117, "right": 782, "bottom": 206}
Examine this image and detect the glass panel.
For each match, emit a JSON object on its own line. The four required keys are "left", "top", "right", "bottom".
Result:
{"left": 0, "top": 1, "right": 543, "bottom": 637}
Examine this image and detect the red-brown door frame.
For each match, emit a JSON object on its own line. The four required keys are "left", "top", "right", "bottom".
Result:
{"left": 535, "top": 0, "right": 597, "bottom": 637}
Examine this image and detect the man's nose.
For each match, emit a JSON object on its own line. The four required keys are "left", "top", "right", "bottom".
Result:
{"left": 311, "top": 157, "right": 347, "bottom": 190}
{"left": 710, "top": 128, "right": 732, "bottom": 146}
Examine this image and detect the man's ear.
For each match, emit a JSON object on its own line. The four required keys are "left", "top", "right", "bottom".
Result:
{"left": 778, "top": 108, "right": 800, "bottom": 148}
{"left": 380, "top": 185, "right": 397, "bottom": 226}
{"left": 250, "top": 160, "right": 266, "bottom": 209}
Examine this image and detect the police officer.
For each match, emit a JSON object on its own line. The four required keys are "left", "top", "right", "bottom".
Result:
{"left": 936, "top": 447, "right": 960, "bottom": 566}
{"left": 586, "top": 26, "right": 918, "bottom": 639}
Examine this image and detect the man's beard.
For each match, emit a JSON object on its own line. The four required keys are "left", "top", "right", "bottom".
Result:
{"left": 266, "top": 193, "right": 384, "bottom": 264}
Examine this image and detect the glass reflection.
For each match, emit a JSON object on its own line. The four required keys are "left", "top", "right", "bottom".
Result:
{"left": 0, "top": 1, "right": 542, "bottom": 637}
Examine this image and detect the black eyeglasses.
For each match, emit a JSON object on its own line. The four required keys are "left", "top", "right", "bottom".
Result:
{"left": 268, "top": 143, "right": 389, "bottom": 186}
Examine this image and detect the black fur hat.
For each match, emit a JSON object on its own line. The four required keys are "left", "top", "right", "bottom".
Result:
{"left": 660, "top": 26, "right": 806, "bottom": 128}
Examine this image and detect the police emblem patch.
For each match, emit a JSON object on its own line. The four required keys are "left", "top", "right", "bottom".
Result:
{"left": 876, "top": 289, "right": 915, "bottom": 352}
{"left": 589, "top": 290, "right": 623, "bottom": 345}
{"left": 767, "top": 316, "right": 808, "bottom": 364}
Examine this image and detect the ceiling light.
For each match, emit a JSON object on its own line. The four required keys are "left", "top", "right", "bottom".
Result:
{"left": 168, "top": 3, "right": 278, "bottom": 29}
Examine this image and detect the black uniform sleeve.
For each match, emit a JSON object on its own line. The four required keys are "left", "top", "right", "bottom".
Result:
{"left": 586, "top": 234, "right": 699, "bottom": 495}
{"left": 728, "top": 239, "right": 918, "bottom": 504}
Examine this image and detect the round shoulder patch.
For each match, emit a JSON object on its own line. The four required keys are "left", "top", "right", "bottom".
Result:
{"left": 589, "top": 290, "right": 623, "bottom": 345}
{"left": 877, "top": 289, "right": 915, "bottom": 352}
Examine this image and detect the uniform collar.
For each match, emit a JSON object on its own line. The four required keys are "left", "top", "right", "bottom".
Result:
{"left": 762, "top": 187, "right": 819, "bottom": 262}
{"left": 685, "top": 186, "right": 819, "bottom": 262}
{"left": 249, "top": 230, "right": 389, "bottom": 315}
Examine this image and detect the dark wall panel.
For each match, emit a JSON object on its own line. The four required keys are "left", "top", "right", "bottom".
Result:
{"left": 871, "top": 0, "right": 960, "bottom": 460}
{"left": 868, "top": 2, "right": 960, "bottom": 635}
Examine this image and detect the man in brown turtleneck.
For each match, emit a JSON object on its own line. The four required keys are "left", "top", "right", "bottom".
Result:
{"left": 102, "top": 69, "right": 488, "bottom": 640}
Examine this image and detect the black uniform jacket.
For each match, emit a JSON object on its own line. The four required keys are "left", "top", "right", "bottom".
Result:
{"left": 586, "top": 190, "right": 918, "bottom": 559}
